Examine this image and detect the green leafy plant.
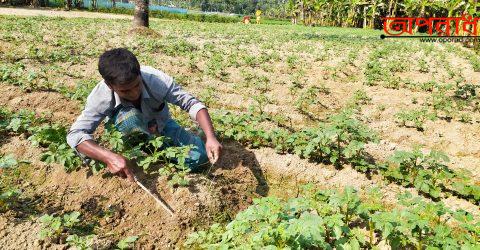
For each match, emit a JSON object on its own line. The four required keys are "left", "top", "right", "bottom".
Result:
{"left": 384, "top": 149, "right": 453, "bottom": 198}
{"left": 138, "top": 136, "right": 192, "bottom": 187}
{"left": 395, "top": 108, "right": 437, "bottom": 131}
{"left": 66, "top": 234, "right": 94, "bottom": 250}
{"left": 295, "top": 86, "right": 327, "bottom": 116}
{"left": 364, "top": 59, "right": 390, "bottom": 86}
{"left": 206, "top": 53, "right": 228, "bottom": 80}
{"left": 117, "top": 236, "right": 139, "bottom": 250}
{"left": 4, "top": 109, "right": 44, "bottom": 134}
{"left": 418, "top": 58, "right": 429, "bottom": 73}
{"left": 39, "top": 211, "right": 81, "bottom": 240}
{"left": 41, "top": 143, "right": 82, "bottom": 172}
{"left": 0, "top": 189, "right": 21, "bottom": 212}
{"left": 185, "top": 186, "right": 478, "bottom": 249}
{"left": 0, "top": 154, "right": 18, "bottom": 169}
{"left": 429, "top": 86, "right": 457, "bottom": 120}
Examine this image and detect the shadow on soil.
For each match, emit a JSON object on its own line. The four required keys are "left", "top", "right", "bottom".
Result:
{"left": 205, "top": 139, "right": 269, "bottom": 197}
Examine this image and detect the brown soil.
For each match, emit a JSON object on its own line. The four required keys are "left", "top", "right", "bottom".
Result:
{"left": 0, "top": 8, "right": 479, "bottom": 249}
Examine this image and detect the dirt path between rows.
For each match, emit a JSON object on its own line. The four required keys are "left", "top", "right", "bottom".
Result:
{"left": 0, "top": 6, "right": 131, "bottom": 19}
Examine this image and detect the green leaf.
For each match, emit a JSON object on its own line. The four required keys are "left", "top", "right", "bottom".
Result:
{"left": 0, "top": 154, "right": 18, "bottom": 168}
{"left": 117, "top": 236, "right": 139, "bottom": 250}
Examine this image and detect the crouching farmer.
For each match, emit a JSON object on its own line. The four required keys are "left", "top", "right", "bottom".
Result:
{"left": 66, "top": 48, "right": 222, "bottom": 181}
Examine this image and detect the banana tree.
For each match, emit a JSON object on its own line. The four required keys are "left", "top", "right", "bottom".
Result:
{"left": 346, "top": 0, "right": 363, "bottom": 27}
{"left": 286, "top": 0, "right": 299, "bottom": 24}
{"left": 440, "top": 0, "right": 466, "bottom": 17}
{"left": 366, "top": 0, "right": 385, "bottom": 28}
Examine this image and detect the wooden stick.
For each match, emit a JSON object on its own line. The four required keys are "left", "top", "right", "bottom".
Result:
{"left": 134, "top": 176, "right": 175, "bottom": 216}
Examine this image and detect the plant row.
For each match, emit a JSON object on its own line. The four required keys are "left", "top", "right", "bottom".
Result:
{"left": 38, "top": 210, "right": 138, "bottom": 249}
{"left": 185, "top": 185, "right": 479, "bottom": 249}
{"left": 0, "top": 107, "right": 193, "bottom": 187}
{"left": 210, "top": 108, "right": 480, "bottom": 204}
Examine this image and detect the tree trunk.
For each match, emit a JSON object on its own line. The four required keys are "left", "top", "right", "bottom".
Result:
{"left": 370, "top": 3, "right": 377, "bottom": 29}
{"left": 414, "top": 5, "right": 426, "bottom": 33}
{"left": 65, "top": 0, "right": 72, "bottom": 10}
{"left": 363, "top": 6, "right": 367, "bottom": 28}
{"left": 388, "top": 0, "right": 394, "bottom": 16}
{"left": 300, "top": 1, "right": 304, "bottom": 24}
{"left": 133, "top": 0, "right": 149, "bottom": 28}
{"left": 32, "top": 0, "right": 40, "bottom": 7}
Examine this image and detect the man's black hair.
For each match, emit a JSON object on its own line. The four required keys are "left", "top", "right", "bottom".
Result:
{"left": 98, "top": 48, "right": 141, "bottom": 85}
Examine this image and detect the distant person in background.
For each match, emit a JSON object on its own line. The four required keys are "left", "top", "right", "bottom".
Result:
{"left": 67, "top": 48, "right": 222, "bottom": 181}
{"left": 255, "top": 9, "right": 262, "bottom": 24}
{"left": 243, "top": 16, "right": 251, "bottom": 24}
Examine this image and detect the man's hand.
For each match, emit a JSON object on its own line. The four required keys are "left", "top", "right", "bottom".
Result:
{"left": 76, "top": 140, "right": 135, "bottom": 182}
{"left": 195, "top": 109, "right": 222, "bottom": 164}
{"left": 105, "top": 153, "right": 135, "bottom": 182}
{"left": 205, "top": 136, "right": 222, "bottom": 164}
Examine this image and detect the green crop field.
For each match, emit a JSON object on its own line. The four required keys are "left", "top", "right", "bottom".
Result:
{"left": 0, "top": 12, "right": 479, "bottom": 249}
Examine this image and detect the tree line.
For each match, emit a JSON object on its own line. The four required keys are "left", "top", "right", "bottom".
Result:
{"left": 286, "top": 0, "right": 479, "bottom": 28}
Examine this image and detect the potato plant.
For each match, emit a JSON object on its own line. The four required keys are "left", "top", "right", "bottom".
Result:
{"left": 39, "top": 211, "right": 81, "bottom": 240}
{"left": 117, "top": 236, "right": 139, "bottom": 250}
{"left": 382, "top": 149, "right": 480, "bottom": 203}
{"left": 0, "top": 189, "right": 21, "bottom": 213}
{"left": 185, "top": 186, "right": 479, "bottom": 249}
{"left": 395, "top": 108, "right": 437, "bottom": 131}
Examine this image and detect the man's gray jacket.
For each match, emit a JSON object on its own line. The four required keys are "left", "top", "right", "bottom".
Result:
{"left": 66, "top": 66, "right": 206, "bottom": 151}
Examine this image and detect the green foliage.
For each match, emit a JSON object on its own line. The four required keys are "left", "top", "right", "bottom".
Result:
{"left": 185, "top": 186, "right": 478, "bottom": 249}
{"left": 41, "top": 143, "right": 82, "bottom": 172}
{"left": 351, "top": 89, "right": 371, "bottom": 106}
{"left": 198, "top": 86, "right": 217, "bottom": 107}
{"left": 185, "top": 187, "right": 368, "bottom": 249}
{"left": 449, "top": 170, "right": 480, "bottom": 203}
{"left": 372, "top": 193, "right": 463, "bottom": 249}
{"left": 418, "top": 58, "right": 429, "bottom": 73}
{"left": 214, "top": 109, "right": 377, "bottom": 171}
{"left": 395, "top": 108, "right": 437, "bottom": 131}
{"left": 3, "top": 109, "right": 44, "bottom": 134}
{"left": 117, "top": 236, "right": 139, "bottom": 250}
{"left": 286, "top": 55, "right": 299, "bottom": 69}
{"left": 0, "top": 108, "right": 81, "bottom": 171}
{"left": 419, "top": 80, "right": 438, "bottom": 92}
{"left": 206, "top": 53, "right": 228, "bottom": 80}
{"left": 429, "top": 86, "right": 457, "bottom": 120}
{"left": 364, "top": 60, "right": 388, "bottom": 86}
{"left": 0, "top": 154, "right": 18, "bottom": 169}
{"left": 0, "top": 189, "right": 21, "bottom": 212}
{"left": 28, "top": 124, "right": 68, "bottom": 147}
{"left": 295, "top": 86, "right": 327, "bottom": 115}
{"left": 59, "top": 79, "right": 97, "bottom": 105}
{"left": 384, "top": 149, "right": 453, "bottom": 198}
{"left": 139, "top": 136, "right": 192, "bottom": 187}
{"left": 39, "top": 211, "right": 81, "bottom": 240}
{"left": 469, "top": 55, "right": 480, "bottom": 72}
{"left": 92, "top": 7, "right": 240, "bottom": 23}
{"left": 455, "top": 84, "right": 478, "bottom": 101}
{"left": 101, "top": 125, "right": 193, "bottom": 187}
{"left": 66, "top": 234, "right": 94, "bottom": 250}
{"left": 382, "top": 76, "right": 401, "bottom": 89}
{"left": 293, "top": 110, "right": 378, "bottom": 170}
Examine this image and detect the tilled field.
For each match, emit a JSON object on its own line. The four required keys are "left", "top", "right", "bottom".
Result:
{"left": 0, "top": 12, "right": 479, "bottom": 249}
